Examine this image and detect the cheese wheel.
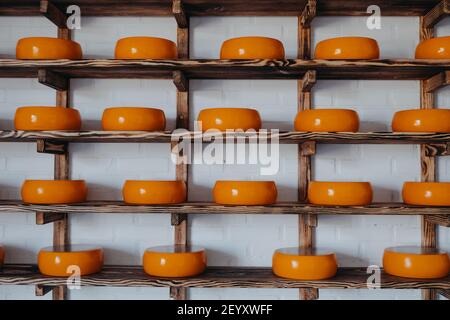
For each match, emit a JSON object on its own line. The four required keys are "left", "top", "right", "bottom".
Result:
{"left": 21, "top": 180, "right": 87, "bottom": 204}
{"left": 308, "top": 181, "right": 373, "bottom": 206}
{"left": 392, "top": 109, "right": 450, "bottom": 133}
{"left": 213, "top": 181, "right": 277, "bottom": 205}
{"left": 295, "top": 109, "right": 359, "bottom": 132}
{"left": 415, "top": 36, "right": 450, "bottom": 59}
{"left": 383, "top": 246, "right": 450, "bottom": 279}
{"left": 38, "top": 245, "right": 104, "bottom": 277}
{"left": 102, "top": 107, "right": 166, "bottom": 131}
{"left": 402, "top": 182, "right": 450, "bottom": 206}
{"left": 220, "top": 36, "right": 285, "bottom": 59}
{"left": 198, "top": 108, "right": 261, "bottom": 132}
{"left": 273, "top": 248, "right": 338, "bottom": 280}
{"left": 143, "top": 245, "right": 206, "bottom": 277}
{"left": 315, "top": 37, "right": 380, "bottom": 60}
{"left": 123, "top": 180, "right": 186, "bottom": 204}
{"left": 16, "top": 37, "right": 82, "bottom": 59}
{"left": 14, "top": 107, "right": 81, "bottom": 131}
{"left": 115, "top": 37, "right": 177, "bottom": 59}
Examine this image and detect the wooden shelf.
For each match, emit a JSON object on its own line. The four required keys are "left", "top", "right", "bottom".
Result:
{"left": 0, "top": 200, "right": 449, "bottom": 215}
{"left": 0, "top": 0, "right": 441, "bottom": 17}
{"left": 0, "top": 59, "right": 449, "bottom": 80}
{"left": 0, "top": 264, "right": 449, "bottom": 289}
{"left": 1, "top": 130, "right": 450, "bottom": 145}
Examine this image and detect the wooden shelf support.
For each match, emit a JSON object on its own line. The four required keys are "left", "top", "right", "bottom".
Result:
{"left": 38, "top": 69, "right": 68, "bottom": 91}
{"left": 423, "top": 143, "right": 450, "bottom": 157}
{"left": 423, "top": 0, "right": 449, "bottom": 29}
{"left": 36, "top": 139, "right": 67, "bottom": 155}
{"left": 36, "top": 212, "right": 66, "bottom": 225}
{"left": 40, "top": 0, "right": 68, "bottom": 28}
{"left": 423, "top": 71, "right": 450, "bottom": 93}
{"left": 298, "top": 0, "right": 316, "bottom": 60}
{"left": 424, "top": 215, "right": 450, "bottom": 227}
{"left": 171, "top": 213, "right": 187, "bottom": 226}
{"left": 173, "top": 71, "right": 188, "bottom": 92}
{"left": 35, "top": 285, "right": 55, "bottom": 296}
{"left": 438, "top": 289, "right": 450, "bottom": 299}
{"left": 172, "top": 0, "right": 188, "bottom": 29}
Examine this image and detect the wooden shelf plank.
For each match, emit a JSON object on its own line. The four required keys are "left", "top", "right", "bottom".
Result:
{"left": 1, "top": 130, "right": 450, "bottom": 144}
{"left": 0, "top": 200, "right": 449, "bottom": 215}
{"left": 0, "top": 59, "right": 448, "bottom": 80}
{"left": 0, "top": 265, "right": 448, "bottom": 289}
{"left": 0, "top": 1, "right": 441, "bottom": 17}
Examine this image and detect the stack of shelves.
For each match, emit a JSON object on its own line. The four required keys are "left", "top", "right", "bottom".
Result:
{"left": 0, "top": 0, "right": 449, "bottom": 300}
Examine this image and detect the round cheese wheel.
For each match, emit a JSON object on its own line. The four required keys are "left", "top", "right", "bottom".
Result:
{"left": 273, "top": 247, "right": 338, "bottom": 280}
{"left": 38, "top": 245, "right": 104, "bottom": 277}
{"left": 143, "top": 245, "right": 206, "bottom": 277}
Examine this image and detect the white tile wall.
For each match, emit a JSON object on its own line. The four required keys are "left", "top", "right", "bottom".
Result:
{"left": 0, "top": 14, "right": 449, "bottom": 300}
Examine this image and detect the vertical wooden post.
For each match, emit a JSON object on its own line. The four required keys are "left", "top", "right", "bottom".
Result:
{"left": 419, "top": 16, "right": 437, "bottom": 301}
{"left": 298, "top": 1, "right": 317, "bottom": 298}
{"left": 51, "top": 25, "right": 71, "bottom": 301}
{"left": 170, "top": 0, "right": 189, "bottom": 301}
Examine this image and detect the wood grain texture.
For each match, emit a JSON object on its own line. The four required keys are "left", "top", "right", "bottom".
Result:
{"left": 423, "top": 143, "right": 450, "bottom": 156}
{"left": 40, "top": 0, "right": 68, "bottom": 28}
{"left": 2, "top": 131, "right": 450, "bottom": 144}
{"left": 423, "top": 71, "right": 450, "bottom": 92}
{"left": 0, "top": 59, "right": 449, "bottom": 80}
{"left": 0, "top": 1, "right": 441, "bottom": 17}
{"left": 1, "top": 265, "right": 449, "bottom": 289}
{"left": 422, "top": 0, "right": 449, "bottom": 28}
{"left": 38, "top": 69, "right": 68, "bottom": 91}
{"left": 36, "top": 139, "right": 67, "bottom": 154}
{"left": 1, "top": 200, "right": 449, "bottom": 215}
{"left": 420, "top": 16, "right": 438, "bottom": 301}
{"left": 425, "top": 215, "right": 450, "bottom": 227}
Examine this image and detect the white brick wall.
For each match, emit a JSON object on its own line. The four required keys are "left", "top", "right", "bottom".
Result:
{"left": 0, "top": 15, "right": 449, "bottom": 300}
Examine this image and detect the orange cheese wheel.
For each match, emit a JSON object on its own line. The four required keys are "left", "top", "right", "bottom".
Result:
{"left": 115, "top": 37, "right": 177, "bottom": 59}
{"left": 0, "top": 246, "right": 4, "bottom": 267}
{"left": 308, "top": 181, "right": 373, "bottom": 206}
{"left": 14, "top": 107, "right": 81, "bottom": 131}
{"left": 402, "top": 182, "right": 450, "bottom": 206}
{"left": 315, "top": 37, "right": 380, "bottom": 60}
{"left": 213, "top": 181, "right": 277, "bottom": 205}
{"left": 102, "top": 107, "right": 166, "bottom": 131}
{"left": 123, "top": 180, "right": 186, "bottom": 204}
{"left": 143, "top": 245, "right": 206, "bottom": 277}
{"left": 198, "top": 108, "right": 261, "bottom": 132}
{"left": 16, "top": 37, "right": 82, "bottom": 60}
{"left": 38, "top": 245, "right": 103, "bottom": 277}
{"left": 383, "top": 246, "right": 450, "bottom": 279}
{"left": 21, "top": 180, "right": 87, "bottom": 204}
{"left": 415, "top": 36, "right": 450, "bottom": 59}
{"left": 273, "top": 248, "right": 338, "bottom": 280}
{"left": 220, "top": 36, "right": 285, "bottom": 59}
{"left": 392, "top": 109, "right": 450, "bottom": 133}
{"left": 294, "top": 109, "right": 359, "bottom": 132}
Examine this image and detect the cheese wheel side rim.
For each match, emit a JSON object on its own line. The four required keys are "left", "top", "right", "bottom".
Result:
{"left": 16, "top": 37, "right": 83, "bottom": 60}
{"left": 198, "top": 108, "right": 262, "bottom": 132}
{"left": 213, "top": 180, "right": 278, "bottom": 205}
{"left": 415, "top": 36, "right": 450, "bottom": 59}
{"left": 143, "top": 246, "right": 207, "bottom": 278}
{"left": 272, "top": 249, "right": 338, "bottom": 280}
{"left": 102, "top": 107, "right": 166, "bottom": 131}
{"left": 308, "top": 181, "right": 373, "bottom": 206}
{"left": 294, "top": 109, "right": 360, "bottom": 132}
{"left": 14, "top": 106, "right": 82, "bottom": 131}
{"left": 122, "top": 180, "right": 187, "bottom": 204}
{"left": 220, "top": 36, "right": 285, "bottom": 59}
{"left": 21, "top": 180, "right": 88, "bottom": 204}
{"left": 115, "top": 36, "right": 177, "bottom": 60}
{"left": 314, "top": 37, "right": 380, "bottom": 60}
{"left": 38, "top": 246, "right": 104, "bottom": 277}
{"left": 392, "top": 109, "right": 450, "bottom": 133}
{"left": 383, "top": 246, "right": 450, "bottom": 279}
{"left": 402, "top": 182, "right": 450, "bottom": 206}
